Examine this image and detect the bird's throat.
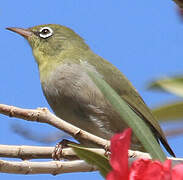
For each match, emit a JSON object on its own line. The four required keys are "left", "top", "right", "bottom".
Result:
{"left": 33, "top": 48, "right": 61, "bottom": 82}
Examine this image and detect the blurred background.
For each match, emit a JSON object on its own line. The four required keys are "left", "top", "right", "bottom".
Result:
{"left": 0, "top": 0, "right": 183, "bottom": 179}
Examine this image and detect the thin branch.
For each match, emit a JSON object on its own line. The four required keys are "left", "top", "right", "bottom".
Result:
{"left": 0, "top": 144, "right": 105, "bottom": 160}
{"left": 0, "top": 159, "right": 97, "bottom": 175}
{"left": 129, "top": 150, "right": 183, "bottom": 166}
{"left": 1, "top": 144, "right": 183, "bottom": 163}
{"left": 0, "top": 104, "right": 110, "bottom": 149}
{"left": 128, "top": 150, "right": 151, "bottom": 159}
{"left": 0, "top": 145, "right": 183, "bottom": 175}
{"left": 0, "top": 144, "right": 183, "bottom": 175}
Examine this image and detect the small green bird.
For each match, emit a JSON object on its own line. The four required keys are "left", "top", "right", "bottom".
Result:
{"left": 7, "top": 24, "right": 175, "bottom": 156}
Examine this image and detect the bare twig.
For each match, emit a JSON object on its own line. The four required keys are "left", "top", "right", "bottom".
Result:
{"left": 1, "top": 144, "right": 183, "bottom": 163}
{"left": 0, "top": 104, "right": 110, "bottom": 149}
{"left": 0, "top": 159, "right": 97, "bottom": 175}
{"left": 0, "top": 144, "right": 183, "bottom": 175}
{"left": 0, "top": 144, "right": 105, "bottom": 160}
{"left": 129, "top": 150, "right": 183, "bottom": 166}
{"left": 128, "top": 150, "right": 151, "bottom": 159}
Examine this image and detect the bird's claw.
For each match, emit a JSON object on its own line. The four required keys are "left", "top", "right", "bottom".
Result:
{"left": 52, "top": 139, "right": 77, "bottom": 160}
{"left": 104, "top": 145, "right": 111, "bottom": 157}
{"left": 104, "top": 149, "right": 111, "bottom": 157}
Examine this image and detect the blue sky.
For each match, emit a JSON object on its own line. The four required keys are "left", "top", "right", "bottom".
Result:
{"left": 1, "top": 0, "right": 183, "bottom": 179}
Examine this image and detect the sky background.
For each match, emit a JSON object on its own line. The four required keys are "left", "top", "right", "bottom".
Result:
{"left": 1, "top": 0, "right": 183, "bottom": 179}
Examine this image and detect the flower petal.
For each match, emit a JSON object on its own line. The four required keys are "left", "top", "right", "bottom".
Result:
{"left": 106, "top": 171, "right": 123, "bottom": 180}
{"left": 129, "top": 159, "right": 172, "bottom": 180}
{"left": 107, "top": 128, "right": 132, "bottom": 180}
{"left": 172, "top": 163, "right": 183, "bottom": 179}
{"left": 110, "top": 128, "right": 131, "bottom": 172}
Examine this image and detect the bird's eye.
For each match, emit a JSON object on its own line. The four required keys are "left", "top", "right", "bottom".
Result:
{"left": 39, "top": 27, "right": 53, "bottom": 39}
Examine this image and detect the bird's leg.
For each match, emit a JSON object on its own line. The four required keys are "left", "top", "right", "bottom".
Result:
{"left": 52, "top": 139, "right": 79, "bottom": 160}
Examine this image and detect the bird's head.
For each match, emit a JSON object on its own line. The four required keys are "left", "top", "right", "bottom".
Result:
{"left": 7, "top": 24, "right": 89, "bottom": 66}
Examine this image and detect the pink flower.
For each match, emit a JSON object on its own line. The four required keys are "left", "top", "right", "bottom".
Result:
{"left": 106, "top": 128, "right": 183, "bottom": 180}
{"left": 107, "top": 129, "right": 131, "bottom": 180}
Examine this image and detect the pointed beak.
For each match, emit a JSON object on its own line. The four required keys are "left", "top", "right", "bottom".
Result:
{"left": 6, "top": 27, "right": 33, "bottom": 39}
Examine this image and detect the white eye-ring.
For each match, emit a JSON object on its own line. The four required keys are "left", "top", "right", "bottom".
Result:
{"left": 39, "top": 27, "right": 53, "bottom": 39}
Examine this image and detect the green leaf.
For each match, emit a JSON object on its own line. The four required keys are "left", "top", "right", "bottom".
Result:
{"left": 70, "top": 144, "right": 111, "bottom": 178}
{"left": 152, "top": 101, "right": 183, "bottom": 122}
{"left": 148, "top": 76, "right": 183, "bottom": 97}
{"left": 88, "top": 71, "right": 166, "bottom": 161}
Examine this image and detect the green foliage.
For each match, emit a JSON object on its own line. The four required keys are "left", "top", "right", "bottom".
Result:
{"left": 149, "top": 76, "right": 183, "bottom": 97}
{"left": 149, "top": 76, "right": 183, "bottom": 122}
{"left": 70, "top": 144, "right": 111, "bottom": 178}
{"left": 152, "top": 101, "right": 183, "bottom": 122}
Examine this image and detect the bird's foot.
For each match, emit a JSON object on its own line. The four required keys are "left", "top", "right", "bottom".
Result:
{"left": 52, "top": 139, "right": 78, "bottom": 160}
{"left": 104, "top": 145, "right": 111, "bottom": 157}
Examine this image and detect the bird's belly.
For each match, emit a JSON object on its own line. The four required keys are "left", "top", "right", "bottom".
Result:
{"left": 47, "top": 95, "right": 114, "bottom": 139}
{"left": 44, "top": 92, "right": 143, "bottom": 150}
{"left": 41, "top": 64, "right": 144, "bottom": 150}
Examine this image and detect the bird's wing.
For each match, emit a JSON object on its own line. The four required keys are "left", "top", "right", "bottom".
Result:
{"left": 88, "top": 56, "right": 175, "bottom": 156}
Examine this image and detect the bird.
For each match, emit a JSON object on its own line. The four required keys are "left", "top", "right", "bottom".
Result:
{"left": 7, "top": 24, "right": 175, "bottom": 156}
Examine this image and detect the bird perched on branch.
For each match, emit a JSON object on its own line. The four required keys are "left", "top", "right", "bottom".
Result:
{"left": 7, "top": 24, "right": 175, "bottom": 157}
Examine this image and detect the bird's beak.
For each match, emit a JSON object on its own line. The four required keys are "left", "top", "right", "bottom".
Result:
{"left": 6, "top": 27, "right": 33, "bottom": 39}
